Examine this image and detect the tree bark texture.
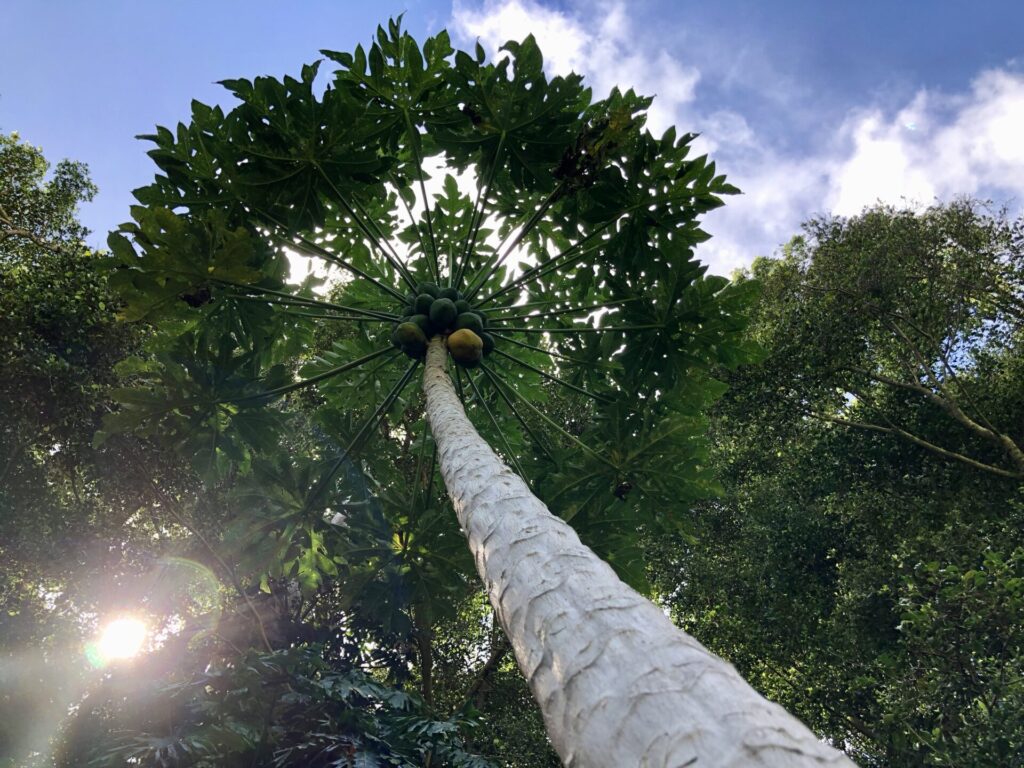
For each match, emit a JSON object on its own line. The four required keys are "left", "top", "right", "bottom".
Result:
{"left": 422, "top": 338, "right": 856, "bottom": 767}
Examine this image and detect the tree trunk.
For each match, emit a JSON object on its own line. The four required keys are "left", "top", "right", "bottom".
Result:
{"left": 422, "top": 337, "right": 856, "bottom": 768}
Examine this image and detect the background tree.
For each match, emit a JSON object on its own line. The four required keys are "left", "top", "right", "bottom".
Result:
{"left": 749, "top": 200, "right": 1024, "bottom": 478}
{"left": 0, "top": 132, "right": 497, "bottom": 768}
{"left": 657, "top": 201, "right": 1024, "bottom": 766}
{"left": 0, "top": 132, "right": 143, "bottom": 762}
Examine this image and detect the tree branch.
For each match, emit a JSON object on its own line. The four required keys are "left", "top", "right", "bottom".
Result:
{"left": 811, "top": 410, "right": 1021, "bottom": 479}
{"left": 463, "top": 634, "right": 511, "bottom": 711}
{"left": 412, "top": 603, "right": 435, "bottom": 708}
{"left": 0, "top": 205, "right": 71, "bottom": 255}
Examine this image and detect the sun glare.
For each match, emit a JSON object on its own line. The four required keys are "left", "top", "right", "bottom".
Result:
{"left": 95, "top": 617, "right": 148, "bottom": 662}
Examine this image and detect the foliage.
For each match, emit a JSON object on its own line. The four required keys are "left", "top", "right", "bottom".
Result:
{"left": 657, "top": 201, "right": 1024, "bottom": 767}
{"left": 101, "top": 19, "right": 756, "bottom": 596}
{"left": 0, "top": 131, "right": 121, "bottom": 512}
{"left": 0, "top": 132, "right": 145, "bottom": 763}
{"left": 60, "top": 645, "right": 492, "bottom": 768}
{"left": 9, "top": 21, "right": 1022, "bottom": 768}
{"left": 0, "top": 131, "right": 96, "bottom": 256}
{"left": 0, "top": 132, "right": 495, "bottom": 767}
{"left": 5, "top": 18, "right": 761, "bottom": 767}
{"left": 745, "top": 200, "right": 1024, "bottom": 478}
{"left": 423, "top": 596, "right": 560, "bottom": 767}
{"left": 81, "top": 18, "right": 761, "bottom": 766}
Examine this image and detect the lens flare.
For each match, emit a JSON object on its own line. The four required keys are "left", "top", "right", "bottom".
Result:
{"left": 87, "top": 617, "right": 147, "bottom": 666}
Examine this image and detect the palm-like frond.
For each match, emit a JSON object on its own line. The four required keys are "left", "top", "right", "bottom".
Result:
{"left": 105, "top": 20, "right": 757, "bottom": 586}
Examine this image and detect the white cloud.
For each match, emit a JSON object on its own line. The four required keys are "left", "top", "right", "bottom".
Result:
{"left": 827, "top": 70, "right": 1024, "bottom": 215}
{"left": 450, "top": 1, "right": 1024, "bottom": 275}
{"left": 828, "top": 109, "right": 939, "bottom": 216}
{"left": 452, "top": 0, "right": 700, "bottom": 134}
{"left": 452, "top": 0, "right": 588, "bottom": 76}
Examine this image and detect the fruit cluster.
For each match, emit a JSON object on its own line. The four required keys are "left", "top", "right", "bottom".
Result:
{"left": 391, "top": 283, "right": 495, "bottom": 367}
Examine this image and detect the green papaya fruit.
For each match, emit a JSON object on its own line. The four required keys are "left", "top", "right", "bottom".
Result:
{"left": 417, "top": 282, "right": 440, "bottom": 298}
{"left": 429, "top": 297, "right": 458, "bottom": 329}
{"left": 414, "top": 293, "right": 434, "bottom": 315}
{"left": 454, "top": 299, "right": 471, "bottom": 314}
{"left": 404, "top": 340, "right": 427, "bottom": 358}
{"left": 454, "top": 312, "right": 484, "bottom": 335}
{"left": 438, "top": 286, "right": 459, "bottom": 302}
{"left": 480, "top": 331, "right": 495, "bottom": 356}
{"left": 409, "top": 313, "right": 433, "bottom": 337}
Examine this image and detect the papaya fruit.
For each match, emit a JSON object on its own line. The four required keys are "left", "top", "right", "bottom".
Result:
{"left": 396, "top": 322, "right": 427, "bottom": 346}
{"left": 454, "top": 299, "right": 471, "bottom": 314}
{"left": 454, "top": 312, "right": 484, "bottom": 335}
{"left": 414, "top": 293, "right": 434, "bottom": 314}
{"left": 409, "top": 313, "right": 433, "bottom": 337}
{"left": 417, "top": 282, "right": 440, "bottom": 298}
{"left": 396, "top": 322, "right": 428, "bottom": 357}
{"left": 447, "top": 328, "right": 483, "bottom": 367}
{"left": 480, "top": 331, "right": 495, "bottom": 356}
{"left": 438, "top": 286, "right": 460, "bottom": 302}
{"left": 390, "top": 324, "right": 404, "bottom": 349}
{"left": 404, "top": 340, "right": 428, "bottom": 358}
{"left": 429, "top": 297, "right": 458, "bottom": 329}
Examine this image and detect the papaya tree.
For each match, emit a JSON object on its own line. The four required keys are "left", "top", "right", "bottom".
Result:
{"left": 107, "top": 21, "right": 856, "bottom": 766}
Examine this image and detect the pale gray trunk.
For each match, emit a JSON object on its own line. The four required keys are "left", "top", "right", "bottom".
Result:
{"left": 423, "top": 337, "right": 856, "bottom": 767}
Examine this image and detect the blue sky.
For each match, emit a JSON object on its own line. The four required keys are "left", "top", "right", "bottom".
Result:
{"left": 3, "top": 0, "right": 1022, "bottom": 273}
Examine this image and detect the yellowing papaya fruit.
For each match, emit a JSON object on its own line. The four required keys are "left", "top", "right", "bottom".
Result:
{"left": 447, "top": 328, "right": 483, "bottom": 367}
{"left": 396, "top": 321, "right": 427, "bottom": 347}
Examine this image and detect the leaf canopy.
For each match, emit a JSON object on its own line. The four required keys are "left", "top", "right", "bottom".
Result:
{"left": 106, "top": 20, "right": 757, "bottom": 589}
